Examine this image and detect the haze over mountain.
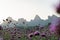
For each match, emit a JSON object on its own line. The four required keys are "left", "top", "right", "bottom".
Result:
{"left": 0, "top": 15, "right": 60, "bottom": 29}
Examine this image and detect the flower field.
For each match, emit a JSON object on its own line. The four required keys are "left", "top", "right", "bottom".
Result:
{"left": 0, "top": 25, "right": 59, "bottom": 40}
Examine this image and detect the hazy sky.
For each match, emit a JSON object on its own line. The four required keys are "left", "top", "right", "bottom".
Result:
{"left": 0, "top": 0, "right": 59, "bottom": 23}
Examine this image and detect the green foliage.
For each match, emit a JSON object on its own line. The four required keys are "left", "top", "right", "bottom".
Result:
{"left": 20, "top": 35, "right": 28, "bottom": 40}
{"left": 3, "top": 32, "right": 10, "bottom": 40}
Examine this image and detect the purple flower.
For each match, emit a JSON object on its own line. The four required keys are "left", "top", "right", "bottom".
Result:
{"left": 49, "top": 24, "right": 56, "bottom": 34}
{"left": 34, "top": 31, "right": 40, "bottom": 36}
{"left": 55, "top": 24, "right": 60, "bottom": 36}
{"left": 41, "top": 32, "right": 46, "bottom": 37}
{"left": 49, "top": 18, "right": 60, "bottom": 37}
{"left": 28, "top": 33, "right": 34, "bottom": 38}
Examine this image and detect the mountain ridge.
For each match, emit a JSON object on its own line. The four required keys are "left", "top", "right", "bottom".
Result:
{"left": 0, "top": 15, "right": 60, "bottom": 29}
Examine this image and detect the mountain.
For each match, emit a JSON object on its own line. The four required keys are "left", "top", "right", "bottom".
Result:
{"left": 0, "top": 15, "right": 60, "bottom": 29}
{"left": 16, "top": 18, "right": 27, "bottom": 27}
{"left": 27, "top": 15, "right": 42, "bottom": 26}
{"left": 1, "top": 17, "right": 17, "bottom": 29}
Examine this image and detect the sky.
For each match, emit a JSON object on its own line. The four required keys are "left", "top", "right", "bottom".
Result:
{"left": 0, "top": 0, "right": 59, "bottom": 23}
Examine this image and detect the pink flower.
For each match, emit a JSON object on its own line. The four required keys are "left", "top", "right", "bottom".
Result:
{"left": 55, "top": 24, "right": 60, "bottom": 36}
{"left": 49, "top": 18, "right": 60, "bottom": 36}
{"left": 34, "top": 31, "right": 40, "bottom": 36}
{"left": 49, "top": 24, "right": 56, "bottom": 34}
{"left": 41, "top": 32, "right": 46, "bottom": 37}
{"left": 28, "top": 33, "right": 34, "bottom": 38}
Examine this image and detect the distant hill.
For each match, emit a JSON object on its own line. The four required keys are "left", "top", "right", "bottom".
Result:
{"left": 0, "top": 15, "right": 60, "bottom": 29}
